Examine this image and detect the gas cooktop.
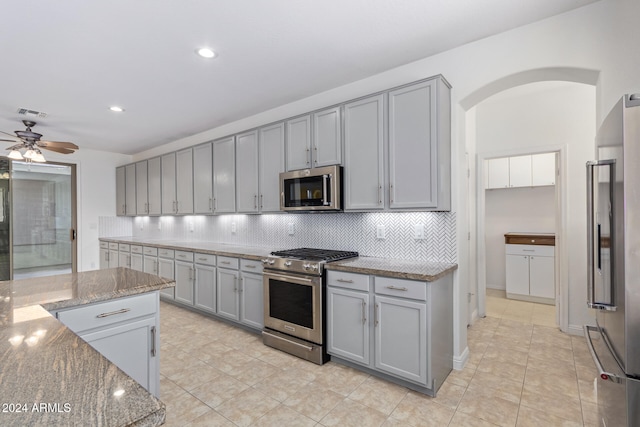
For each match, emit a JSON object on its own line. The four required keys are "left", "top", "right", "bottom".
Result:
{"left": 270, "top": 248, "right": 359, "bottom": 262}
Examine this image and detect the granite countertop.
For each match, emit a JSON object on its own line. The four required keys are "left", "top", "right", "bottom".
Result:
{"left": 325, "top": 257, "right": 458, "bottom": 281}
{"left": 0, "top": 268, "right": 175, "bottom": 426}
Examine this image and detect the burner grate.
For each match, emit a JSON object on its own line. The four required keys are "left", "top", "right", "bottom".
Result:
{"left": 270, "top": 248, "right": 359, "bottom": 262}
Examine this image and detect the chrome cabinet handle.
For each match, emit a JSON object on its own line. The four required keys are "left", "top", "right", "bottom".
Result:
{"left": 151, "top": 326, "right": 157, "bottom": 357}
{"left": 386, "top": 285, "right": 408, "bottom": 291}
{"left": 213, "top": 198, "right": 217, "bottom": 211}
{"left": 337, "top": 279, "right": 354, "bottom": 283}
{"left": 233, "top": 276, "right": 237, "bottom": 292}
{"left": 306, "top": 147, "right": 310, "bottom": 165}
{"left": 362, "top": 301, "right": 366, "bottom": 324}
{"left": 254, "top": 194, "right": 257, "bottom": 209}
{"left": 390, "top": 184, "right": 394, "bottom": 203}
{"left": 260, "top": 194, "right": 263, "bottom": 209}
{"left": 378, "top": 185, "right": 382, "bottom": 204}
{"left": 209, "top": 197, "right": 213, "bottom": 211}
{"left": 198, "top": 257, "right": 208, "bottom": 261}
{"left": 221, "top": 261, "right": 231, "bottom": 265}
{"left": 97, "top": 308, "right": 131, "bottom": 318}
{"left": 154, "top": 260, "right": 158, "bottom": 274}
{"left": 239, "top": 277, "right": 244, "bottom": 293}
{"left": 374, "top": 303, "right": 379, "bottom": 326}
{"left": 245, "top": 264, "right": 256, "bottom": 269}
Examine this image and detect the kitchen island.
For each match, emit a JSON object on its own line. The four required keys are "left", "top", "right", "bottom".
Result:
{"left": 0, "top": 268, "right": 174, "bottom": 427}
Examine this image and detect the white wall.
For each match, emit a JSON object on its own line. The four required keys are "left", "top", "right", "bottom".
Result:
{"left": 128, "top": 0, "right": 640, "bottom": 364}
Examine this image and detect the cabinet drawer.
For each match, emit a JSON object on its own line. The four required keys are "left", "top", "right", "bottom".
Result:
{"left": 194, "top": 253, "right": 216, "bottom": 266}
{"left": 100, "top": 241, "right": 109, "bottom": 249}
{"left": 58, "top": 292, "right": 157, "bottom": 334}
{"left": 217, "top": 256, "right": 239, "bottom": 269}
{"left": 175, "top": 250, "right": 193, "bottom": 262}
{"left": 119, "top": 244, "right": 130, "bottom": 252}
{"left": 374, "top": 277, "right": 426, "bottom": 301}
{"left": 158, "top": 248, "right": 175, "bottom": 259}
{"left": 327, "top": 270, "right": 370, "bottom": 292}
{"left": 506, "top": 244, "right": 554, "bottom": 257}
{"left": 143, "top": 246, "right": 158, "bottom": 256}
{"left": 130, "top": 245, "right": 143, "bottom": 254}
{"left": 241, "top": 259, "right": 263, "bottom": 273}
{"left": 109, "top": 242, "right": 119, "bottom": 250}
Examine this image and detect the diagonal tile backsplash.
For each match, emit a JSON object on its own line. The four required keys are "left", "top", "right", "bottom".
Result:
{"left": 100, "top": 212, "right": 456, "bottom": 263}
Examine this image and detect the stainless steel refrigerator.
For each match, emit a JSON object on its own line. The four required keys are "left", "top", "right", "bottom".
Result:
{"left": 585, "top": 93, "right": 640, "bottom": 427}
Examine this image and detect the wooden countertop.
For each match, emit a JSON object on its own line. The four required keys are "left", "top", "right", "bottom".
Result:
{"left": 0, "top": 268, "right": 175, "bottom": 426}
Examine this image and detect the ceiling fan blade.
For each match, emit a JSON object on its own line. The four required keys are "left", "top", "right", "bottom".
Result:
{"left": 0, "top": 130, "right": 20, "bottom": 141}
{"left": 6, "top": 144, "right": 25, "bottom": 151}
{"left": 41, "top": 146, "right": 75, "bottom": 155}
{"left": 38, "top": 140, "right": 79, "bottom": 150}
{"left": 0, "top": 138, "right": 19, "bottom": 143}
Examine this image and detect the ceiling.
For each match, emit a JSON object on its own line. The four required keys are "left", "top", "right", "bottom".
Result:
{"left": 0, "top": 0, "right": 598, "bottom": 156}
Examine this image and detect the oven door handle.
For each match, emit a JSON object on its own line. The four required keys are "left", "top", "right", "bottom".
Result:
{"left": 265, "top": 272, "right": 314, "bottom": 283}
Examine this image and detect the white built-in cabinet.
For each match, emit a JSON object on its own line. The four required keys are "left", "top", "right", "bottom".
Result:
{"left": 326, "top": 270, "right": 453, "bottom": 395}
{"left": 135, "top": 161, "right": 149, "bottom": 215}
{"left": 157, "top": 248, "right": 175, "bottom": 300}
{"left": 504, "top": 233, "right": 555, "bottom": 304}
{"left": 125, "top": 164, "right": 137, "bottom": 216}
{"left": 213, "top": 137, "right": 236, "bottom": 213}
{"left": 487, "top": 153, "right": 556, "bottom": 189}
{"left": 286, "top": 115, "right": 312, "bottom": 171}
{"left": 193, "top": 143, "right": 214, "bottom": 214}
{"left": 174, "top": 251, "right": 194, "bottom": 305}
{"left": 116, "top": 166, "right": 126, "bottom": 216}
{"left": 147, "top": 157, "right": 162, "bottom": 216}
{"left": 217, "top": 257, "right": 240, "bottom": 322}
{"left": 239, "top": 259, "right": 264, "bottom": 329}
{"left": 175, "top": 148, "right": 194, "bottom": 215}
{"left": 130, "top": 245, "right": 143, "bottom": 272}
{"left": 312, "top": 106, "right": 342, "bottom": 168}
{"left": 344, "top": 94, "right": 385, "bottom": 210}
{"left": 236, "top": 130, "right": 260, "bottom": 213}
{"left": 258, "top": 122, "right": 285, "bottom": 212}
{"left": 161, "top": 153, "right": 177, "bottom": 214}
{"left": 194, "top": 254, "right": 216, "bottom": 313}
{"left": 118, "top": 243, "right": 131, "bottom": 268}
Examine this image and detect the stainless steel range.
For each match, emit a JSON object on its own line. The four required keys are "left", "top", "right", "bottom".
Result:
{"left": 261, "top": 248, "right": 358, "bottom": 365}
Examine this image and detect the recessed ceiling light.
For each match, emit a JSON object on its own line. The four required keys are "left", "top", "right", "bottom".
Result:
{"left": 109, "top": 106, "right": 125, "bottom": 112}
{"left": 196, "top": 47, "right": 216, "bottom": 59}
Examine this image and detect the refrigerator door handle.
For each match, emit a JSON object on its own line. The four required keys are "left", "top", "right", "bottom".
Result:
{"left": 584, "top": 325, "right": 622, "bottom": 383}
{"left": 586, "top": 160, "right": 617, "bottom": 311}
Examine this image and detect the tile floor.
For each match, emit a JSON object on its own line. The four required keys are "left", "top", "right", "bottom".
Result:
{"left": 159, "top": 292, "right": 600, "bottom": 426}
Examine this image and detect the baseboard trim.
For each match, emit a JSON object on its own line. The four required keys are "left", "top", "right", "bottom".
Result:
{"left": 453, "top": 346, "right": 469, "bottom": 370}
{"left": 566, "top": 324, "right": 584, "bottom": 336}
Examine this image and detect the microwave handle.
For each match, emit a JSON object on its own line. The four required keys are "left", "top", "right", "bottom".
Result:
{"left": 323, "top": 174, "right": 330, "bottom": 206}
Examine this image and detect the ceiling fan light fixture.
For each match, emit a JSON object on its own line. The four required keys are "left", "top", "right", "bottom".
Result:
{"left": 32, "top": 150, "right": 46, "bottom": 163}
{"left": 196, "top": 47, "right": 216, "bottom": 59}
{"left": 23, "top": 149, "right": 37, "bottom": 159}
{"left": 7, "top": 150, "right": 23, "bottom": 160}
{"left": 109, "top": 106, "right": 125, "bottom": 112}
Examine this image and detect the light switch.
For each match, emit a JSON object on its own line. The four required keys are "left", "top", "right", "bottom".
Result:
{"left": 288, "top": 223, "right": 295, "bottom": 235}
{"left": 376, "top": 225, "right": 386, "bottom": 239}
{"left": 188, "top": 220, "right": 194, "bottom": 232}
{"left": 414, "top": 223, "right": 425, "bottom": 240}
{"left": 231, "top": 222, "right": 237, "bottom": 233}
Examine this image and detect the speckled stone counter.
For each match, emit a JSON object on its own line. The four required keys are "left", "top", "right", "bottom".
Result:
{"left": 325, "top": 256, "right": 457, "bottom": 281}
{"left": 0, "top": 268, "right": 175, "bottom": 426}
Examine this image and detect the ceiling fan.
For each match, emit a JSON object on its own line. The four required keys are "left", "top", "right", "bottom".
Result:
{"left": 0, "top": 120, "right": 79, "bottom": 162}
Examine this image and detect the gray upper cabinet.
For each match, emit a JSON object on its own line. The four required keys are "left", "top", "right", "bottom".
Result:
{"left": 286, "top": 115, "right": 312, "bottom": 171}
{"left": 125, "top": 164, "right": 137, "bottom": 216}
{"left": 193, "top": 143, "right": 213, "bottom": 214}
{"left": 213, "top": 136, "right": 236, "bottom": 213}
{"left": 135, "top": 161, "right": 148, "bottom": 215}
{"left": 116, "top": 166, "right": 126, "bottom": 216}
{"left": 388, "top": 78, "right": 451, "bottom": 210}
{"left": 161, "top": 153, "right": 177, "bottom": 214}
{"left": 147, "top": 157, "right": 162, "bottom": 216}
{"left": 258, "top": 122, "right": 285, "bottom": 212}
{"left": 344, "top": 95, "right": 385, "bottom": 211}
{"left": 312, "top": 106, "right": 342, "bottom": 168}
{"left": 175, "top": 148, "right": 194, "bottom": 215}
{"left": 236, "top": 130, "right": 259, "bottom": 213}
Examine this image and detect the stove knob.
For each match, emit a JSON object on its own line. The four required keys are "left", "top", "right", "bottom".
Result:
{"left": 284, "top": 261, "right": 292, "bottom": 267}
{"left": 269, "top": 259, "right": 275, "bottom": 265}
{"left": 310, "top": 264, "right": 318, "bottom": 271}
{"left": 261, "top": 259, "right": 269, "bottom": 265}
{"left": 303, "top": 263, "right": 310, "bottom": 270}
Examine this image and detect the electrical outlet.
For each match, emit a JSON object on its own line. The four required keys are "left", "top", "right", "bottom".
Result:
{"left": 288, "top": 223, "right": 295, "bottom": 235}
{"left": 413, "top": 223, "right": 425, "bottom": 240}
{"left": 231, "top": 222, "right": 237, "bottom": 233}
{"left": 376, "top": 224, "right": 386, "bottom": 239}
{"left": 188, "top": 220, "right": 194, "bottom": 232}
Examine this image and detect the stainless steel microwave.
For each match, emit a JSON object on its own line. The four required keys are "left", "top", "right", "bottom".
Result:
{"left": 280, "top": 165, "right": 342, "bottom": 211}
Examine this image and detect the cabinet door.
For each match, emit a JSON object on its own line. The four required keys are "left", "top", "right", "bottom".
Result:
{"left": 131, "top": 253, "right": 143, "bottom": 272}
{"left": 374, "top": 295, "right": 427, "bottom": 385}
{"left": 327, "top": 287, "right": 371, "bottom": 366}
{"left": 116, "top": 166, "right": 126, "bottom": 216}
{"left": 158, "top": 257, "right": 175, "bottom": 299}
{"left": 217, "top": 268, "right": 240, "bottom": 321}
{"left": 125, "top": 164, "right": 137, "bottom": 216}
{"left": 487, "top": 158, "right": 510, "bottom": 189}
{"left": 529, "top": 256, "right": 555, "bottom": 299}
{"left": 176, "top": 148, "right": 194, "bottom": 214}
{"left": 506, "top": 254, "right": 530, "bottom": 296}
{"left": 240, "top": 272, "right": 263, "bottom": 329}
{"left": 80, "top": 316, "right": 157, "bottom": 396}
{"left": 313, "top": 106, "right": 341, "bottom": 167}
{"left": 99, "top": 248, "right": 110, "bottom": 269}
{"left": 388, "top": 80, "right": 438, "bottom": 209}
{"left": 344, "top": 95, "right": 385, "bottom": 210}
{"left": 509, "top": 155, "right": 532, "bottom": 188}
{"left": 193, "top": 143, "right": 213, "bottom": 214}
{"left": 135, "top": 161, "right": 149, "bottom": 215}
{"left": 236, "top": 130, "right": 259, "bottom": 213}
{"left": 258, "top": 123, "right": 285, "bottom": 212}
{"left": 118, "top": 251, "right": 131, "bottom": 268}
{"left": 532, "top": 152, "right": 556, "bottom": 186}
{"left": 109, "top": 250, "right": 119, "bottom": 268}
{"left": 286, "top": 115, "right": 312, "bottom": 171}
{"left": 195, "top": 264, "right": 216, "bottom": 313}
{"left": 143, "top": 255, "right": 158, "bottom": 275}
{"left": 147, "top": 157, "right": 162, "bottom": 216}
{"left": 161, "top": 153, "right": 177, "bottom": 214}
{"left": 213, "top": 137, "right": 236, "bottom": 213}
{"left": 175, "top": 260, "right": 194, "bottom": 306}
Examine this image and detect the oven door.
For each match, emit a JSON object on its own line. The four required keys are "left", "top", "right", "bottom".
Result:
{"left": 263, "top": 269, "right": 323, "bottom": 344}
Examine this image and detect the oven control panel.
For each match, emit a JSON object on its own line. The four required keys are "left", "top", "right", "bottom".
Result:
{"left": 262, "top": 257, "right": 322, "bottom": 275}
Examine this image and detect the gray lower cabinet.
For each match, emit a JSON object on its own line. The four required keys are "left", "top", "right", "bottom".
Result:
{"left": 326, "top": 270, "right": 453, "bottom": 395}
{"left": 157, "top": 250, "right": 175, "bottom": 300}
{"left": 118, "top": 244, "right": 131, "bottom": 268}
{"left": 239, "top": 259, "right": 264, "bottom": 329}
{"left": 195, "top": 260, "right": 216, "bottom": 313}
{"left": 99, "top": 242, "right": 110, "bottom": 269}
{"left": 130, "top": 246, "right": 143, "bottom": 272}
{"left": 217, "top": 266, "right": 240, "bottom": 321}
{"left": 51, "top": 292, "right": 160, "bottom": 397}
{"left": 174, "top": 252, "right": 195, "bottom": 306}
